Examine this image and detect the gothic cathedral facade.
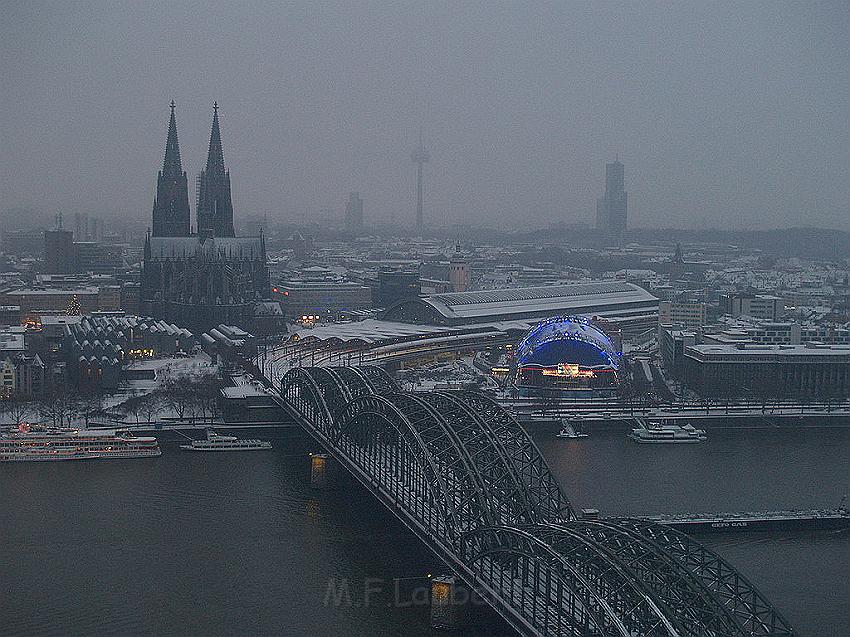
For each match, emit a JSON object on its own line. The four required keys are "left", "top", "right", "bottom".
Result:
{"left": 141, "top": 102, "right": 277, "bottom": 333}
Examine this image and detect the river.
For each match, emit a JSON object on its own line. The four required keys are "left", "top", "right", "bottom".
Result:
{"left": 1, "top": 424, "right": 847, "bottom": 636}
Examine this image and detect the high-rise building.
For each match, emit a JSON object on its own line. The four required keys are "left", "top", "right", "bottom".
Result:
{"left": 43, "top": 229, "right": 74, "bottom": 274}
{"left": 196, "top": 102, "right": 235, "bottom": 238}
{"left": 595, "top": 159, "right": 627, "bottom": 237}
{"left": 411, "top": 131, "right": 430, "bottom": 232}
{"left": 151, "top": 101, "right": 191, "bottom": 237}
{"left": 344, "top": 192, "right": 363, "bottom": 232}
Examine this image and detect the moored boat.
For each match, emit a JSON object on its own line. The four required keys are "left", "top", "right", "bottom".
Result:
{"left": 179, "top": 430, "right": 272, "bottom": 452}
{"left": 629, "top": 419, "right": 706, "bottom": 444}
{"left": 643, "top": 507, "right": 850, "bottom": 532}
{"left": 0, "top": 424, "right": 161, "bottom": 461}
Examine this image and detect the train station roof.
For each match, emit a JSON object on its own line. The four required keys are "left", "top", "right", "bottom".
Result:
{"left": 381, "top": 281, "right": 658, "bottom": 326}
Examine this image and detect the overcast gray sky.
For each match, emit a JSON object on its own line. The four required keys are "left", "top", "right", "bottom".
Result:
{"left": 1, "top": 1, "right": 848, "bottom": 231}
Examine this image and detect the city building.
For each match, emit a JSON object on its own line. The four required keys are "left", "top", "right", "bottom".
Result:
{"left": 595, "top": 159, "right": 627, "bottom": 237}
{"left": 276, "top": 280, "right": 373, "bottom": 321}
{"left": 382, "top": 281, "right": 658, "bottom": 335}
{"left": 683, "top": 343, "right": 850, "bottom": 398}
{"left": 141, "top": 102, "right": 276, "bottom": 332}
{"left": 514, "top": 316, "right": 621, "bottom": 394}
{"left": 703, "top": 319, "right": 850, "bottom": 347}
{"left": 200, "top": 324, "right": 256, "bottom": 360}
{"left": 12, "top": 354, "right": 46, "bottom": 398}
{"left": 344, "top": 192, "right": 363, "bottom": 233}
{"left": 0, "top": 306, "right": 21, "bottom": 325}
{"left": 0, "top": 287, "right": 101, "bottom": 317}
{"left": 659, "top": 300, "right": 708, "bottom": 328}
{"left": 2, "top": 229, "right": 44, "bottom": 256}
{"left": 62, "top": 315, "right": 196, "bottom": 391}
{"left": 373, "top": 270, "right": 420, "bottom": 308}
{"left": 723, "top": 293, "right": 784, "bottom": 321}
{"left": 43, "top": 229, "right": 74, "bottom": 274}
{"left": 659, "top": 327, "right": 698, "bottom": 377}
{"left": 73, "top": 241, "right": 124, "bottom": 274}
{"left": 142, "top": 234, "right": 271, "bottom": 331}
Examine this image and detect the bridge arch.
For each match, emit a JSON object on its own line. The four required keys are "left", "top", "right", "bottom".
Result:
{"left": 610, "top": 519, "right": 796, "bottom": 636}
{"left": 459, "top": 525, "right": 682, "bottom": 637}
{"left": 274, "top": 366, "right": 796, "bottom": 637}
{"left": 456, "top": 391, "right": 574, "bottom": 521}
{"left": 337, "top": 393, "right": 496, "bottom": 538}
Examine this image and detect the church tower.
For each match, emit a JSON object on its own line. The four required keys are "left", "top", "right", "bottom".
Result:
{"left": 151, "top": 101, "right": 191, "bottom": 237}
{"left": 196, "top": 102, "right": 235, "bottom": 237}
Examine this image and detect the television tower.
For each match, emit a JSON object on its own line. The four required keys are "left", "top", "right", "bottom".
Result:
{"left": 411, "top": 129, "right": 430, "bottom": 232}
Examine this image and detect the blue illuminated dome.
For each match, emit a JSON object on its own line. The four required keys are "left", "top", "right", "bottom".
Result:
{"left": 516, "top": 316, "right": 621, "bottom": 370}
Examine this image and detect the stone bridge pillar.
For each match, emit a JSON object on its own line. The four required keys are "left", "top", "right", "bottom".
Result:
{"left": 309, "top": 453, "right": 332, "bottom": 489}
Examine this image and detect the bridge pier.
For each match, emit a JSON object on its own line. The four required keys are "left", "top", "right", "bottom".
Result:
{"left": 309, "top": 453, "right": 332, "bottom": 489}
{"left": 429, "top": 575, "right": 468, "bottom": 630}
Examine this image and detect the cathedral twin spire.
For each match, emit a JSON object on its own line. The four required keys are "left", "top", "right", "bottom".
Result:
{"left": 197, "top": 101, "right": 235, "bottom": 237}
{"left": 162, "top": 100, "right": 183, "bottom": 179}
{"left": 151, "top": 100, "right": 234, "bottom": 238}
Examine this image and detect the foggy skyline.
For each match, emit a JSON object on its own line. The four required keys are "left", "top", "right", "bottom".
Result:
{"left": 1, "top": 1, "right": 848, "bottom": 231}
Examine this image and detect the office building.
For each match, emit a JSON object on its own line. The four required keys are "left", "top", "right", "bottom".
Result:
{"left": 344, "top": 192, "right": 363, "bottom": 232}
{"left": 595, "top": 159, "right": 628, "bottom": 237}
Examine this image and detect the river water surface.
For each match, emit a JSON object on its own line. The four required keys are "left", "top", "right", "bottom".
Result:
{"left": 1, "top": 425, "right": 847, "bottom": 636}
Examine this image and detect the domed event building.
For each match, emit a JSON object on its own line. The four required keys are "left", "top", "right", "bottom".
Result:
{"left": 514, "top": 316, "right": 622, "bottom": 395}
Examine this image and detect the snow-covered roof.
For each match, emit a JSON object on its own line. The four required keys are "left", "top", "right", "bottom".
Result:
{"left": 383, "top": 281, "right": 658, "bottom": 325}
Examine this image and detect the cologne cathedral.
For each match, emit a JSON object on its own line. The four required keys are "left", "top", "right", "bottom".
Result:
{"left": 141, "top": 102, "right": 278, "bottom": 333}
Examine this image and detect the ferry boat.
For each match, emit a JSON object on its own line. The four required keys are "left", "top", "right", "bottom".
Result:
{"left": 629, "top": 419, "right": 707, "bottom": 444}
{"left": 179, "top": 430, "right": 272, "bottom": 452}
{"left": 556, "top": 418, "right": 589, "bottom": 439}
{"left": 0, "top": 424, "right": 161, "bottom": 462}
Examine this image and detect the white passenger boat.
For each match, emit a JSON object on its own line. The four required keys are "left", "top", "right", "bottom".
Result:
{"left": 0, "top": 424, "right": 161, "bottom": 461}
{"left": 629, "top": 419, "right": 707, "bottom": 444}
{"left": 179, "top": 430, "right": 272, "bottom": 452}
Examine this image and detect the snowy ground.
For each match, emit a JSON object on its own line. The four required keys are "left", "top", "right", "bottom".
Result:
{"left": 0, "top": 353, "right": 219, "bottom": 427}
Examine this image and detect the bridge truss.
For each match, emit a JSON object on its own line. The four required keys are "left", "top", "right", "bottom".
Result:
{"left": 278, "top": 366, "right": 795, "bottom": 637}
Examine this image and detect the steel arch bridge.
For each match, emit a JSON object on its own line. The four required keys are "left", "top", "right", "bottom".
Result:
{"left": 277, "top": 365, "right": 795, "bottom": 637}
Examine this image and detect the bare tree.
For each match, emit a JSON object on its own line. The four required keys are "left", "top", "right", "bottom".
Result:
{"left": 38, "top": 387, "right": 75, "bottom": 428}
{"left": 139, "top": 391, "right": 162, "bottom": 426}
{"left": 118, "top": 394, "right": 145, "bottom": 425}
{"left": 187, "top": 373, "right": 221, "bottom": 423}
{"left": 75, "top": 390, "right": 106, "bottom": 427}
{"left": 161, "top": 377, "right": 193, "bottom": 422}
{"left": 0, "top": 395, "right": 33, "bottom": 426}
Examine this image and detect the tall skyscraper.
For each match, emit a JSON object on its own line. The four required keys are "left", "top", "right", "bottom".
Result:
{"left": 196, "top": 102, "right": 235, "bottom": 238}
{"left": 344, "top": 192, "right": 363, "bottom": 232}
{"left": 596, "top": 159, "right": 628, "bottom": 237}
{"left": 411, "top": 130, "right": 430, "bottom": 232}
{"left": 151, "top": 101, "right": 191, "bottom": 237}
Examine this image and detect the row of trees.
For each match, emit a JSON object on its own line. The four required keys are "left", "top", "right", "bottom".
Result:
{"left": 0, "top": 389, "right": 106, "bottom": 429}
{"left": 117, "top": 373, "right": 221, "bottom": 425}
{"left": 0, "top": 372, "right": 222, "bottom": 428}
